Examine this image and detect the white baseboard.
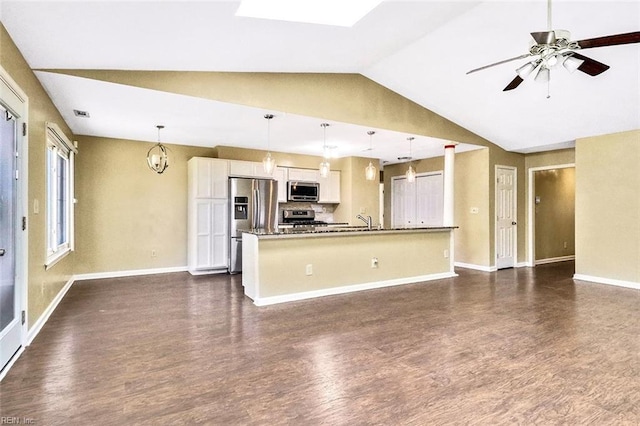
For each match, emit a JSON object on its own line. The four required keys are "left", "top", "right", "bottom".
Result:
{"left": 252, "top": 272, "right": 458, "bottom": 306}
{"left": 454, "top": 262, "right": 497, "bottom": 272}
{"left": 188, "top": 268, "right": 228, "bottom": 276}
{"left": 573, "top": 274, "right": 640, "bottom": 290}
{"left": 535, "top": 255, "right": 575, "bottom": 265}
{"left": 516, "top": 261, "right": 532, "bottom": 268}
{"left": 0, "top": 346, "right": 25, "bottom": 382}
{"left": 27, "top": 276, "right": 75, "bottom": 345}
{"left": 74, "top": 266, "right": 188, "bottom": 281}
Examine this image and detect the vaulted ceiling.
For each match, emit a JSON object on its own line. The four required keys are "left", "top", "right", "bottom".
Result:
{"left": 2, "top": 1, "right": 638, "bottom": 162}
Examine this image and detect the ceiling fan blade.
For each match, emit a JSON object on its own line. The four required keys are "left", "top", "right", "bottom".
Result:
{"left": 531, "top": 31, "right": 556, "bottom": 45}
{"left": 571, "top": 53, "right": 610, "bottom": 76}
{"left": 467, "top": 54, "right": 531, "bottom": 75}
{"left": 576, "top": 31, "right": 640, "bottom": 49}
{"left": 503, "top": 76, "right": 524, "bottom": 91}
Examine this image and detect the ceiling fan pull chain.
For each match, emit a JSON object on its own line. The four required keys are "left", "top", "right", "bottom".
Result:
{"left": 547, "top": 78, "right": 551, "bottom": 99}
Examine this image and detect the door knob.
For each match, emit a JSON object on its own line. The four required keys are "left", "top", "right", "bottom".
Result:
{"left": 512, "top": 221, "right": 517, "bottom": 225}
{"left": 0, "top": 248, "right": 5, "bottom": 256}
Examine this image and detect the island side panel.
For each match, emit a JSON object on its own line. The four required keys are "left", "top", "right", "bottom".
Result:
{"left": 242, "top": 233, "right": 259, "bottom": 299}
{"left": 257, "top": 231, "right": 452, "bottom": 298}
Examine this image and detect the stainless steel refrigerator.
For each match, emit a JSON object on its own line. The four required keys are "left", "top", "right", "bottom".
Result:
{"left": 229, "top": 177, "right": 278, "bottom": 274}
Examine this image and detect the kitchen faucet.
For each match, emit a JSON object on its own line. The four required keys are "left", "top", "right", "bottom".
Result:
{"left": 356, "top": 214, "right": 373, "bottom": 230}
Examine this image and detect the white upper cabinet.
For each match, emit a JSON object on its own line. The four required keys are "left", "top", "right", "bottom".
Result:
{"left": 274, "top": 167, "right": 288, "bottom": 203}
{"left": 229, "top": 160, "right": 275, "bottom": 179}
{"left": 188, "top": 157, "right": 229, "bottom": 199}
{"left": 318, "top": 170, "right": 341, "bottom": 204}
{"left": 287, "top": 168, "right": 318, "bottom": 182}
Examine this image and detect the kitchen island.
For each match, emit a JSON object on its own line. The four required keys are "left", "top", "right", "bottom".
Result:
{"left": 242, "top": 226, "right": 457, "bottom": 306}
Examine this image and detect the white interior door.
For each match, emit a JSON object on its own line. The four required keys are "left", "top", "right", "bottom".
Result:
{"left": 416, "top": 173, "right": 444, "bottom": 226}
{"left": 0, "top": 106, "right": 21, "bottom": 371}
{"left": 496, "top": 166, "right": 517, "bottom": 269}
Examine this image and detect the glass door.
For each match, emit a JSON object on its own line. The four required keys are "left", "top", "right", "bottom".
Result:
{"left": 0, "top": 105, "right": 21, "bottom": 372}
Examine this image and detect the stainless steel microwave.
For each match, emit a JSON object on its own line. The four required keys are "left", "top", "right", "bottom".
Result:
{"left": 287, "top": 181, "right": 319, "bottom": 202}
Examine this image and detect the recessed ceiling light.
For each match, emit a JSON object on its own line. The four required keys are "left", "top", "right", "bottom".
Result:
{"left": 235, "top": 0, "right": 383, "bottom": 27}
{"left": 73, "top": 109, "right": 90, "bottom": 118}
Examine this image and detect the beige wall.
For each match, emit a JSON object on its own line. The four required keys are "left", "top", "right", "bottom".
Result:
{"left": 258, "top": 231, "right": 451, "bottom": 298}
{"left": 534, "top": 168, "right": 575, "bottom": 261}
{"left": 575, "top": 130, "right": 640, "bottom": 283}
{"left": 454, "top": 149, "right": 491, "bottom": 266}
{"left": 1, "top": 24, "right": 77, "bottom": 327}
{"left": 74, "top": 136, "right": 215, "bottom": 274}
{"left": 334, "top": 157, "right": 380, "bottom": 226}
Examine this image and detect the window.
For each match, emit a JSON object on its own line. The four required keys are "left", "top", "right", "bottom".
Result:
{"left": 45, "top": 123, "right": 75, "bottom": 268}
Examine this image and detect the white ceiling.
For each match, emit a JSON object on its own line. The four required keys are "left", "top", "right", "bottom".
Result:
{"left": 2, "top": 0, "right": 639, "bottom": 162}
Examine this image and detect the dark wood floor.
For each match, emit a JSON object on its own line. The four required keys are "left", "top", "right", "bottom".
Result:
{"left": 1, "top": 262, "right": 638, "bottom": 425}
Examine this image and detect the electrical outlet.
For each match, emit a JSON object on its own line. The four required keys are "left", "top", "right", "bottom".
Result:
{"left": 151, "top": 250, "right": 157, "bottom": 257}
{"left": 305, "top": 264, "right": 313, "bottom": 275}
{"left": 470, "top": 207, "right": 479, "bottom": 214}
{"left": 563, "top": 241, "right": 568, "bottom": 249}
{"left": 443, "top": 249, "right": 449, "bottom": 258}
{"left": 33, "top": 199, "right": 39, "bottom": 214}
{"left": 371, "top": 257, "right": 378, "bottom": 268}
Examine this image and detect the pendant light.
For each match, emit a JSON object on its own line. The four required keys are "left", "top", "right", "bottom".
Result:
{"left": 365, "top": 130, "right": 377, "bottom": 181}
{"left": 147, "top": 125, "right": 169, "bottom": 174}
{"left": 405, "top": 136, "right": 416, "bottom": 183}
{"left": 262, "top": 114, "right": 276, "bottom": 175}
{"left": 319, "top": 123, "right": 330, "bottom": 178}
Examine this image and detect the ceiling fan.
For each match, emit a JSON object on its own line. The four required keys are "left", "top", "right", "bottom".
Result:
{"left": 467, "top": 0, "right": 640, "bottom": 92}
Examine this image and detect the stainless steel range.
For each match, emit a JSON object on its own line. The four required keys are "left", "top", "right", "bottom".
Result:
{"left": 282, "top": 209, "right": 327, "bottom": 228}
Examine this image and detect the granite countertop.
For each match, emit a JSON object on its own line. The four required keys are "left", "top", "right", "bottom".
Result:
{"left": 242, "top": 226, "right": 457, "bottom": 239}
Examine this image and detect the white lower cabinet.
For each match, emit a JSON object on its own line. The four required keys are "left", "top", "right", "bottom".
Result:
{"left": 189, "top": 198, "right": 228, "bottom": 274}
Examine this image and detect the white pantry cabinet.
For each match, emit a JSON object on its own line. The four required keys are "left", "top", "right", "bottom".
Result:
{"left": 318, "top": 170, "right": 341, "bottom": 204}
{"left": 188, "top": 157, "right": 230, "bottom": 274}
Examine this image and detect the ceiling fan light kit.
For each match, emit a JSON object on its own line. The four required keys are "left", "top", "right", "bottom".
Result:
{"left": 466, "top": 0, "right": 640, "bottom": 94}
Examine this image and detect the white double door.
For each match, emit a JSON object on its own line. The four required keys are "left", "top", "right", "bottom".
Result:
{"left": 392, "top": 172, "right": 443, "bottom": 228}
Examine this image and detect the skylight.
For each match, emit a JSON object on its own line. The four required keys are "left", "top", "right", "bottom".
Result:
{"left": 235, "top": 0, "right": 383, "bottom": 27}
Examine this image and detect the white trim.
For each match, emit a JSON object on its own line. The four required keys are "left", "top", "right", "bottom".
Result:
{"left": 0, "top": 65, "right": 29, "bottom": 371}
{"left": 527, "top": 163, "right": 575, "bottom": 267}
{"left": 74, "top": 266, "right": 189, "bottom": 281}
{"left": 516, "top": 261, "right": 532, "bottom": 268}
{"left": 454, "top": 262, "right": 497, "bottom": 272}
{"left": 27, "top": 277, "right": 74, "bottom": 345}
{"left": 573, "top": 274, "right": 640, "bottom": 291}
{"left": 494, "top": 165, "right": 517, "bottom": 269}
{"left": 535, "top": 255, "right": 575, "bottom": 265}
{"left": 188, "top": 269, "right": 228, "bottom": 276}
{"left": 251, "top": 272, "right": 458, "bottom": 306}
{"left": 0, "top": 346, "right": 25, "bottom": 382}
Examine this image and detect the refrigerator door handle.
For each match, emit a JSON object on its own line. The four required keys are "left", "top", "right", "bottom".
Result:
{"left": 253, "top": 188, "right": 260, "bottom": 229}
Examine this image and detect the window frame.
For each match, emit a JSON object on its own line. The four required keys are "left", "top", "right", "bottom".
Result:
{"left": 45, "top": 122, "right": 76, "bottom": 269}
